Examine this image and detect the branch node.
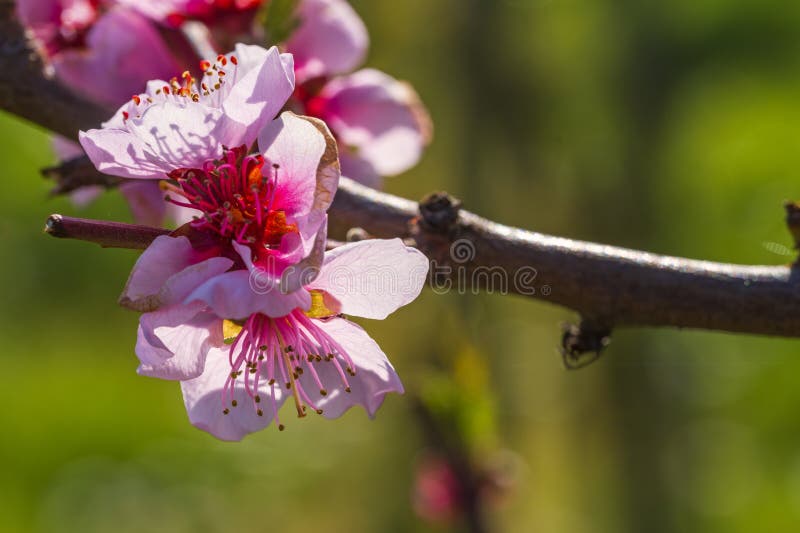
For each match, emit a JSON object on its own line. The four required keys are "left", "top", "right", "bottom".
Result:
{"left": 44, "top": 214, "right": 65, "bottom": 238}
{"left": 345, "top": 227, "right": 371, "bottom": 242}
{"left": 560, "top": 319, "right": 612, "bottom": 370}
{"left": 419, "top": 191, "right": 462, "bottom": 232}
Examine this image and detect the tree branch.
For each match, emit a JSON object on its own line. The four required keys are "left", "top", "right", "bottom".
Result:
{"left": 333, "top": 180, "right": 800, "bottom": 338}
{"left": 3, "top": 0, "right": 799, "bottom": 340}
{"left": 44, "top": 181, "right": 800, "bottom": 339}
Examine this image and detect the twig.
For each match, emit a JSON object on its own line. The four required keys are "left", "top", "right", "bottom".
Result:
{"left": 45, "top": 214, "right": 169, "bottom": 249}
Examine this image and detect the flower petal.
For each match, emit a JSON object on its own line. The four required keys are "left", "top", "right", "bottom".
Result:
{"left": 181, "top": 347, "right": 288, "bottom": 441}
{"left": 319, "top": 69, "right": 431, "bottom": 176}
{"left": 125, "top": 101, "right": 230, "bottom": 168}
{"left": 120, "top": 235, "right": 233, "bottom": 311}
{"left": 119, "top": 180, "right": 200, "bottom": 227}
{"left": 309, "top": 239, "right": 429, "bottom": 320}
{"left": 258, "top": 111, "right": 340, "bottom": 219}
{"left": 185, "top": 269, "right": 312, "bottom": 320}
{"left": 52, "top": 8, "right": 180, "bottom": 107}
{"left": 339, "top": 150, "right": 382, "bottom": 188}
{"left": 136, "top": 303, "right": 219, "bottom": 380}
{"left": 286, "top": 0, "right": 368, "bottom": 82}
{"left": 119, "top": 180, "right": 169, "bottom": 226}
{"left": 81, "top": 101, "right": 230, "bottom": 180}
{"left": 79, "top": 128, "right": 172, "bottom": 180}
{"left": 218, "top": 45, "right": 295, "bottom": 147}
{"left": 302, "top": 317, "right": 404, "bottom": 418}
{"left": 280, "top": 216, "right": 327, "bottom": 293}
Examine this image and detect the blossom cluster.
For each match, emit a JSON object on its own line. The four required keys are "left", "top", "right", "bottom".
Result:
{"left": 22, "top": 0, "right": 431, "bottom": 222}
{"left": 23, "top": 1, "right": 433, "bottom": 439}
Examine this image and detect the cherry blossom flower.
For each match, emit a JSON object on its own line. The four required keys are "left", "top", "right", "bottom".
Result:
{"left": 127, "top": 233, "right": 428, "bottom": 440}
{"left": 80, "top": 44, "right": 342, "bottom": 295}
{"left": 17, "top": 0, "right": 181, "bottom": 107}
{"left": 285, "top": 0, "right": 432, "bottom": 187}
{"left": 79, "top": 44, "right": 309, "bottom": 227}
{"left": 108, "top": 110, "right": 428, "bottom": 440}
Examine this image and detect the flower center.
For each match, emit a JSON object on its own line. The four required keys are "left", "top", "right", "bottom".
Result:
{"left": 291, "top": 78, "right": 331, "bottom": 122}
{"left": 163, "top": 145, "right": 298, "bottom": 263}
{"left": 165, "top": 0, "right": 263, "bottom": 26}
{"left": 223, "top": 312, "right": 355, "bottom": 430}
{"left": 42, "top": 0, "right": 99, "bottom": 55}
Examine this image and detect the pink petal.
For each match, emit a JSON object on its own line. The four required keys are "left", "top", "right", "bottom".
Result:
{"left": 319, "top": 69, "right": 431, "bottom": 176}
{"left": 120, "top": 235, "right": 233, "bottom": 311}
{"left": 180, "top": 346, "right": 288, "bottom": 441}
{"left": 286, "top": 0, "right": 368, "bottom": 82}
{"left": 69, "top": 185, "right": 104, "bottom": 208}
{"left": 218, "top": 45, "right": 295, "bottom": 146}
{"left": 119, "top": 180, "right": 201, "bottom": 227}
{"left": 339, "top": 150, "right": 382, "bottom": 188}
{"left": 51, "top": 135, "right": 84, "bottom": 161}
{"left": 280, "top": 216, "right": 327, "bottom": 294}
{"left": 185, "top": 269, "right": 312, "bottom": 320}
{"left": 136, "top": 303, "right": 219, "bottom": 380}
{"left": 125, "top": 101, "right": 232, "bottom": 167}
{"left": 52, "top": 8, "right": 180, "bottom": 107}
{"left": 119, "top": 180, "right": 168, "bottom": 226}
{"left": 81, "top": 101, "right": 228, "bottom": 179}
{"left": 258, "top": 111, "right": 340, "bottom": 219}
{"left": 302, "top": 317, "right": 404, "bottom": 418}
{"left": 79, "top": 128, "right": 170, "bottom": 180}
{"left": 309, "top": 239, "right": 429, "bottom": 320}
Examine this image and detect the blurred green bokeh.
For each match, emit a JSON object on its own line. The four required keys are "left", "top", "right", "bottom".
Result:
{"left": 3, "top": 0, "right": 800, "bottom": 531}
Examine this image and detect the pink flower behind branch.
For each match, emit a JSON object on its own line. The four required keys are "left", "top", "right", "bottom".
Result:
{"left": 18, "top": 1, "right": 182, "bottom": 107}
{"left": 285, "top": 0, "right": 368, "bottom": 84}
{"left": 285, "top": 0, "right": 432, "bottom": 187}
{"left": 20, "top": 0, "right": 188, "bottom": 224}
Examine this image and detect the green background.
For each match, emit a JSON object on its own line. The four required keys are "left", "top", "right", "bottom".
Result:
{"left": 2, "top": 0, "right": 800, "bottom": 531}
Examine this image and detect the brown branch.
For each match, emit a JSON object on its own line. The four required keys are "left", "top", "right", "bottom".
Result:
{"left": 43, "top": 179, "right": 800, "bottom": 339}
{"left": 333, "top": 180, "right": 800, "bottom": 338}
{"left": 45, "top": 214, "right": 169, "bottom": 249}
{"left": 3, "top": 1, "right": 799, "bottom": 340}
{"left": 0, "top": 1, "right": 111, "bottom": 139}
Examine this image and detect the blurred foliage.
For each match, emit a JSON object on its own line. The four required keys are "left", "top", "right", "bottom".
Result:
{"left": 3, "top": 0, "right": 800, "bottom": 532}
{"left": 260, "top": 0, "right": 299, "bottom": 44}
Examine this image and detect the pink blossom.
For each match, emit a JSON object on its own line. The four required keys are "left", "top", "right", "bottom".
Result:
{"left": 285, "top": 0, "right": 432, "bottom": 186}
{"left": 18, "top": 1, "right": 181, "bottom": 107}
{"left": 413, "top": 455, "right": 463, "bottom": 524}
{"left": 80, "top": 44, "right": 295, "bottom": 179}
{"left": 79, "top": 45, "right": 298, "bottom": 229}
{"left": 80, "top": 45, "right": 342, "bottom": 293}
{"left": 127, "top": 234, "right": 427, "bottom": 440}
